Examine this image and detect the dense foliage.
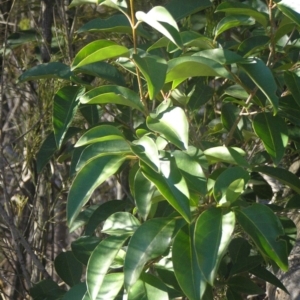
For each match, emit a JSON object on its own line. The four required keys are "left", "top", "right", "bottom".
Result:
{"left": 4, "top": 0, "right": 300, "bottom": 299}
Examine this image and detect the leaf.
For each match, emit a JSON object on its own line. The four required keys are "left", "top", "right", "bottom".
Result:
{"left": 216, "top": 2, "right": 269, "bottom": 27}
{"left": 234, "top": 203, "right": 288, "bottom": 271}
{"left": 141, "top": 159, "right": 191, "bottom": 223}
{"left": 253, "top": 113, "right": 288, "bottom": 165}
{"left": 136, "top": 6, "right": 182, "bottom": 48}
{"left": 133, "top": 168, "right": 156, "bottom": 220}
{"left": 166, "top": 56, "right": 233, "bottom": 88}
{"left": 226, "top": 288, "right": 243, "bottom": 300}
{"left": 54, "top": 251, "right": 82, "bottom": 287}
{"left": 75, "top": 140, "right": 131, "bottom": 171}
{"left": 203, "top": 146, "right": 249, "bottom": 167}
{"left": 238, "top": 59, "right": 279, "bottom": 113}
{"left": 71, "top": 236, "right": 101, "bottom": 265}
{"left": 227, "top": 276, "right": 265, "bottom": 295}
{"left": 72, "top": 40, "right": 129, "bottom": 70}
{"left": 30, "top": 279, "right": 65, "bottom": 300}
{"left": 229, "top": 255, "right": 263, "bottom": 276}
{"left": 238, "top": 35, "right": 270, "bottom": 57}
{"left": 215, "top": 15, "right": 255, "bottom": 38}
{"left": 102, "top": 212, "right": 140, "bottom": 236}
{"left": 214, "top": 166, "right": 250, "bottom": 204}
{"left": 132, "top": 54, "right": 167, "bottom": 100}
{"left": 18, "top": 62, "right": 72, "bottom": 83}
{"left": 80, "top": 85, "right": 145, "bottom": 112}
{"left": 128, "top": 273, "right": 168, "bottom": 300}
{"left": 172, "top": 225, "right": 207, "bottom": 300}
{"left": 67, "top": 155, "right": 126, "bottom": 227}
{"left": 131, "top": 135, "right": 160, "bottom": 172}
{"left": 62, "top": 283, "right": 87, "bottom": 300}
{"left": 85, "top": 200, "right": 130, "bottom": 235}
{"left": 253, "top": 165, "right": 300, "bottom": 194}
{"left": 87, "top": 235, "right": 128, "bottom": 300}
{"left": 53, "top": 86, "right": 85, "bottom": 148}
{"left": 193, "top": 49, "right": 244, "bottom": 65}
{"left": 277, "top": 0, "right": 300, "bottom": 27}
{"left": 75, "top": 125, "right": 124, "bottom": 147}
{"left": 147, "top": 106, "right": 188, "bottom": 150}
{"left": 194, "top": 208, "right": 235, "bottom": 285}
{"left": 69, "top": 0, "right": 99, "bottom": 7}
{"left": 284, "top": 71, "right": 300, "bottom": 108}
{"left": 100, "top": 0, "right": 127, "bottom": 12}
{"left": 124, "top": 217, "right": 175, "bottom": 289}
{"left": 80, "top": 105, "right": 100, "bottom": 126}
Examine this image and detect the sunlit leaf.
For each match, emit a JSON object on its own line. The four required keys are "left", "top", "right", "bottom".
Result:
{"left": 277, "top": 0, "right": 300, "bottom": 27}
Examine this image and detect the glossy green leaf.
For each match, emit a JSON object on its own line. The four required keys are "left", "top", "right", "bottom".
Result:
{"left": 62, "top": 283, "right": 87, "bottom": 300}
{"left": 227, "top": 276, "right": 264, "bottom": 295}
{"left": 253, "top": 113, "right": 288, "bottom": 165}
{"left": 18, "top": 62, "right": 72, "bottom": 83}
{"left": 193, "top": 49, "right": 244, "bottom": 65}
{"left": 253, "top": 165, "right": 300, "bottom": 194}
{"left": 79, "top": 105, "right": 100, "bottom": 126}
{"left": 75, "top": 61, "right": 125, "bottom": 86}
{"left": 172, "top": 150, "right": 207, "bottom": 195}
{"left": 133, "top": 168, "right": 156, "bottom": 220}
{"left": 141, "top": 159, "right": 191, "bottom": 223}
{"left": 102, "top": 212, "right": 140, "bottom": 236}
{"left": 124, "top": 217, "right": 175, "bottom": 289}
{"left": 80, "top": 85, "right": 145, "bottom": 112}
{"left": 172, "top": 225, "right": 207, "bottom": 300}
{"left": 194, "top": 208, "right": 235, "bottom": 285}
{"left": 75, "top": 125, "right": 124, "bottom": 147}
{"left": 85, "top": 200, "right": 130, "bottom": 235}
{"left": 132, "top": 54, "right": 167, "bottom": 100}
{"left": 87, "top": 235, "right": 128, "bottom": 300}
{"left": 131, "top": 135, "right": 160, "bottom": 172}
{"left": 54, "top": 251, "right": 82, "bottom": 287}
{"left": 235, "top": 203, "right": 288, "bottom": 271}
{"left": 67, "top": 155, "right": 126, "bottom": 227}
{"left": 279, "top": 95, "right": 300, "bottom": 126}
{"left": 214, "top": 166, "right": 249, "bottom": 204}
{"left": 215, "top": 15, "right": 255, "bottom": 38}
{"left": 147, "top": 106, "right": 188, "bottom": 150}
{"left": 71, "top": 236, "right": 101, "bottom": 265}
{"left": 128, "top": 273, "right": 168, "bottom": 300}
{"left": 53, "top": 86, "right": 85, "bottom": 148}
{"left": 284, "top": 71, "right": 300, "bottom": 107}
{"left": 76, "top": 140, "right": 131, "bottom": 171}
{"left": 136, "top": 6, "right": 182, "bottom": 48}
{"left": 203, "top": 146, "right": 249, "bottom": 167}
{"left": 277, "top": 0, "right": 300, "bottom": 27}
{"left": 216, "top": 2, "right": 268, "bottom": 27}
{"left": 72, "top": 40, "right": 129, "bottom": 70}
{"left": 166, "top": 56, "right": 233, "bottom": 88}
{"left": 238, "top": 59, "right": 279, "bottom": 113}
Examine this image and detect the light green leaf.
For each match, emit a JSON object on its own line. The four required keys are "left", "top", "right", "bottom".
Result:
{"left": 102, "top": 212, "right": 140, "bottom": 236}
{"left": 277, "top": 0, "right": 300, "bottom": 27}
{"left": 133, "top": 168, "right": 155, "bottom": 221}
{"left": 216, "top": 2, "right": 269, "bottom": 27}
{"left": 172, "top": 225, "right": 207, "bottom": 300}
{"left": 75, "top": 125, "right": 124, "bottom": 147}
{"left": 54, "top": 251, "right": 82, "bottom": 287}
{"left": 215, "top": 15, "right": 255, "bottom": 38}
{"left": 76, "top": 140, "right": 131, "bottom": 171}
{"left": 80, "top": 85, "right": 145, "bottom": 112}
{"left": 253, "top": 113, "right": 288, "bottom": 165}
{"left": 128, "top": 273, "right": 168, "bottom": 300}
{"left": 253, "top": 165, "right": 300, "bottom": 194}
{"left": 72, "top": 40, "right": 129, "bottom": 70}
{"left": 214, "top": 167, "right": 250, "bottom": 204}
{"left": 100, "top": 0, "right": 127, "bottom": 12}
{"left": 194, "top": 208, "right": 235, "bottom": 285}
{"left": 69, "top": 0, "right": 99, "bottom": 7}
{"left": 67, "top": 155, "right": 126, "bottom": 227}
{"left": 238, "top": 59, "right": 279, "bottom": 113}
{"left": 284, "top": 71, "right": 300, "bottom": 107}
{"left": 136, "top": 6, "right": 182, "bottom": 48}
{"left": 87, "top": 235, "right": 128, "bottom": 300}
{"left": 53, "top": 86, "right": 85, "bottom": 148}
{"left": 141, "top": 158, "right": 191, "bottom": 223}
{"left": 147, "top": 106, "right": 188, "bottom": 150}
{"left": 193, "top": 49, "right": 244, "bottom": 65}
{"left": 132, "top": 54, "right": 167, "bottom": 100}
{"left": 131, "top": 135, "right": 160, "bottom": 172}
{"left": 166, "top": 56, "right": 233, "bottom": 88}
{"left": 124, "top": 218, "right": 175, "bottom": 289}
{"left": 18, "top": 62, "right": 72, "bottom": 83}
{"left": 235, "top": 203, "right": 288, "bottom": 271}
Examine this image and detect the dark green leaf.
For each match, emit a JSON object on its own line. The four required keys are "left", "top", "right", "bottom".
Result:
{"left": 62, "top": 283, "right": 87, "bottom": 300}
{"left": 227, "top": 275, "right": 264, "bottom": 295}
{"left": 79, "top": 105, "right": 100, "bottom": 126}
{"left": 30, "top": 279, "right": 65, "bottom": 300}
{"left": 238, "top": 35, "right": 270, "bottom": 57}
{"left": 284, "top": 71, "right": 300, "bottom": 108}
